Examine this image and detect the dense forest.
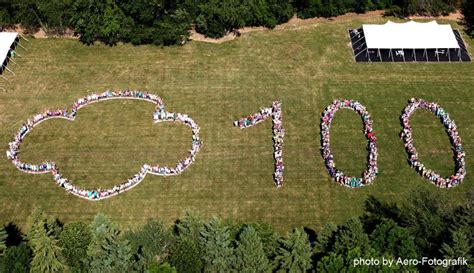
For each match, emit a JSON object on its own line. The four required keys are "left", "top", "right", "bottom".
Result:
{"left": 0, "top": 0, "right": 470, "bottom": 46}
{"left": 0, "top": 188, "right": 472, "bottom": 272}
{"left": 462, "top": 0, "right": 474, "bottom": 37}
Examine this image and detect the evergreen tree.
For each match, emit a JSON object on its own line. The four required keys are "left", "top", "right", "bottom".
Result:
{"left": 316, "top": 251, "right": 345, "bottom": 272}
{"left": 26, "top": 209, "right": 44, "bottom": 248}
{"left": 370, "top": 219, "right": 418, "bottom": 259}
{"left": 234, "top": 226, "right": 270, "bottom": 272}
{"left": 1, "top": 243, "right": 32, "bottom": 273}
{"left": 30, "top": 225, "right": 67, "bottom": 272}
{"left": 370, "top": 219, "right": 418, "bottom": 271}
{"left": 126, "top": 218, "right": 172, "bottom": 270}
{"left": 176, "top": 211, "right": 205, "bottom": 243}
{"left": 251, "top": 223, "right": 281, "bottom": 260}
{"left": 274, "top": 228, "right": 312, "bottom": 272}
{"left": 315, "top": 218, "right": 379, "bottom": 272}
{"left": 440, "top": 229, "right": 473, "bottom": 272}
{"left": 462, "top": 0, "right": 474, "bottom": 37}
{"left": 59, "top": 222, "right": 92, "bottom": 271}
{"left": 27, "top": 210, "right": 67, "bottom": 272}
{"left": 402, "top": 189, "right": 451, "bottom": 258}
{"left": 360, "top": 195, "right": 403, "bottom": 233}
{"left": 169, "top": 238, "right": 203, "bottom": 273}
{"left": 87, "top": 213, "right": 134, "bottom": 272}
{"left": 0, "top": 227, "right": 6, "bottom": 256}
{"left": 200, "top": 217, "right": 234, "bottom": 272}
{"left": 313, "top": 223, "right": 337, "bottom": 256}
{"left": 332, "top": 217, "right": 369, "bottom": 254}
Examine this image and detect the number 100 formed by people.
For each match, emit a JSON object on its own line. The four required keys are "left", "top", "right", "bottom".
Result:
{"left": 7, "top": 92, "right": 466, "bottom": 202}
{"left": 234, "top": 98, "right": 466, "bottom": 189}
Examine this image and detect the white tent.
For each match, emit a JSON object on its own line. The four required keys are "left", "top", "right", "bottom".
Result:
{"left": 362, "top": 21, "right": 459, "bottom": 49}
{"left": 349, "top": 20, "right": 471, "bottom": 62}
{"left": 0, "top": 32, "right": 21, "bottom": 90}
{"left": 0, "top": 32, "right": 19, "bottom": 67}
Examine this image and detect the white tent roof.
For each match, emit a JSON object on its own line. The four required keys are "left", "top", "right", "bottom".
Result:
{"left": 0, "top": 32, "right": 18, "bottom": 67}
{"left": 362, "top": 21, "right": 459, "bottom": 49}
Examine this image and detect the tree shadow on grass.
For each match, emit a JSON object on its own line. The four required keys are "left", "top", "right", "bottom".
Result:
{"left": 4, "top": 222, "right": 24, "bottom": 247}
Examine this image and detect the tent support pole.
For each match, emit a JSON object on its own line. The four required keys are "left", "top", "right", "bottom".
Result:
{"left": 378, "top": 48, "right": 382, "bottom": 62}
{"left": 7, "top": 57, "right": 17, "bottom": 65}
{"left": 19, "top": 33, "right": 30, "bottom": 43}
{"left": 354, "top": 48, "right": 367, "bottom": 59}
{"left": 413, "top": 49, "right": 416, "bottom": 62}
{"left": 402, "top": 49, "right": 406, "bottom": 62}
{"left": 436, "top": 48, "right": 440, "bottom": 62}
{"left": 348, "top": 29, "right": 356, "bottom": 62}
{"left": 3, "top": 66, "right": 14, "bottom": 75}
{"left": 352, "top": 35, "right": 365, "bottom": 45}
{"left": 390, "top": 49, "right": 394, "bottom": 62}
{"left": 17, "top": 43, "right": 27, "bottom": 51}
{"left": 448, "top": 49, "right": 451, "bottom": 62}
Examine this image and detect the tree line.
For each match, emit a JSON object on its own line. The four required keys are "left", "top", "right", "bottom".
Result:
{"left": 0, "top": 0, "right": 471, "bottom": 46}
{"left": 0, "top": 188, "right": 472, "bottom": 272}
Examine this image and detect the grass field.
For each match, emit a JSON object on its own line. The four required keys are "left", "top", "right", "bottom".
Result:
{"left": 1, "top": 14, "right": 473, "bottom": 233}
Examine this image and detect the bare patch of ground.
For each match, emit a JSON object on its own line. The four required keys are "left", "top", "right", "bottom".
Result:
{"left": 3, "top": 24, "right": 77, "bottom": 39}
{"left": 190, "top": 9, "right": 463, "bottom": 44}
{"left": 409, "top": 11, "right": 462, "bottom": 21}
{"left": 190, "top": 11, "right": 386, "bottom": 43}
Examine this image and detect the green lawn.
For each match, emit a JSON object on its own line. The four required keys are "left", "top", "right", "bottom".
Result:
{"left": 1, "top": 15, "right": 473, "bottom": 233}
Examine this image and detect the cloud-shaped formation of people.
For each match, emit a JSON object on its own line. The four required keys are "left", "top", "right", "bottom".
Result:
{"left": 6, "top": 90, "right": 202, "bottom": 200}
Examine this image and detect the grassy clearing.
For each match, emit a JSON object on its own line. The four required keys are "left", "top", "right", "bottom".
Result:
{"left": 0, "top": 16, "right": 473, "bottom": 233}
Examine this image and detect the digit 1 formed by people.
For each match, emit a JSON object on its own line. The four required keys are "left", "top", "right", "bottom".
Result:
{"left": 234, "top": 101, "right": 285, "bottom": 188}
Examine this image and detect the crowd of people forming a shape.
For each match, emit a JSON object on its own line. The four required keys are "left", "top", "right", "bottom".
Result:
{"left": 320, "top": 99, "right": 378, "bottom": 188}
{"left": 400, "top": 98, "right": 466, "bottom": 188}
{"left": 7, "top": 90, "right": 202, "bottom": 200}
{"left": 234, "top": 101, "right": 285, "bottom": 187}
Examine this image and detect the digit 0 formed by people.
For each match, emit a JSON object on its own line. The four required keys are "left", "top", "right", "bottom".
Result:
{"left": 400, "top": 98, "right": 466, "bottom": 188}
{"left": 320, "top": 99, "right": 379, "bottom": 188}
{"left": 6, "top": 90, "right": 202, "bottom": 200}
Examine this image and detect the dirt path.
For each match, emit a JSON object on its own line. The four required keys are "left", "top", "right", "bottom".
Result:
{"left": 189, "top": 11, "right": 386, "bottom": 43}
{"left": 409, "top": 11, "right": 462, "bottom": 21}
{"left": 190, "top": 10, "right": 464, "bottom": 44}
